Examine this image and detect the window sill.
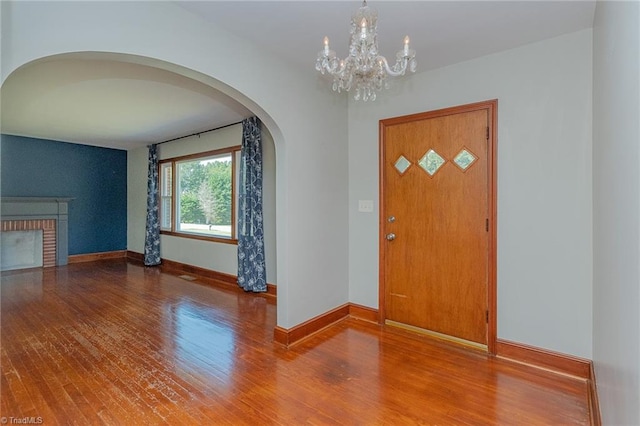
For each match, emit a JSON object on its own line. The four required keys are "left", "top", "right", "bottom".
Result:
{"left": 161, "top": 230, "right": 238, "bottom": 245}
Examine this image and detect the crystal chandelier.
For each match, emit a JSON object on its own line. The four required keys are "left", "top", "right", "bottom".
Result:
{"left": 315, "top": 0, "right": 417, "bottom": 101}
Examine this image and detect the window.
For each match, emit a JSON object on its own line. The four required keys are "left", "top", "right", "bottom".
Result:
{"left": 159, "top": 146, "right": 241, "bottom": 243}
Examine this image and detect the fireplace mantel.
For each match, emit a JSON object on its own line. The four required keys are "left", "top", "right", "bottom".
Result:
{"left": 1, "top": 197, "right": 73, "bottom": 266}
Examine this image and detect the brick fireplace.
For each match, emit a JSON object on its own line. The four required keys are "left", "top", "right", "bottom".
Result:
{"left": 1, "top": 198, "right": 72, "bottom": 270}
{"left": 1, "top": 219, "right": 56, "bottom": 267}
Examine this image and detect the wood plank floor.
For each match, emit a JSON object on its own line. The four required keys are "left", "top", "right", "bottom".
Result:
{"left": 1, "top": 259, "right": 590, "bottom": 425}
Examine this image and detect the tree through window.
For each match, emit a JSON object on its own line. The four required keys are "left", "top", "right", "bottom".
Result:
{"left": 160, "top": 146, "right": 240, "bottom": 242}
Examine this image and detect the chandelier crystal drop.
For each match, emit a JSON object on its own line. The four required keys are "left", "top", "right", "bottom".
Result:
{"left": 315, "top": 0, "right": 417, "bottom": 102}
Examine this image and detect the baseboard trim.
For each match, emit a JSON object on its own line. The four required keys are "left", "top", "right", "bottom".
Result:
{"left": 126, "top": 250, "right": 144, "bottom": 263}
{"left": 161, "top": 257, "right": 238, "bottom": 285}
{"left": 588, "top": 362, "right": 601, "bottom": 426}
{"left": 496, "top": 339, "right": 591, "bottom": 379}
{"left": 125, "top": 251, "right": 276, "bottom": 297}
{"left": 349, "top": 303, "right": 379, "bottom": 323}
{"left": 273, "top": 304, "right": 351, "bottom": 347}
{"left": 68, "top": 250, "right": 127, "bottom": 264}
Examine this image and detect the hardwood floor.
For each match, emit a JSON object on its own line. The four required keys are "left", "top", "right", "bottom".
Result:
{"left": 1, "top": 260, "right": 590, "bottom": 425}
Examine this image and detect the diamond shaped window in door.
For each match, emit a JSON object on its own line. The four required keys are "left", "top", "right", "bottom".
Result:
{"left": 453, "top": 148, "right": 477, "bottom": 171}
{"left": 394, "top": 155, "right": 411, "bottom": 175}
{"left": 419, "top": 149, "right": 446, "bottom": 176}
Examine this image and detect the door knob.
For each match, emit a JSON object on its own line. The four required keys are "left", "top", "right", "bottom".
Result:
{"left": 386, "top": 233, "right": 396, "bottom": 241}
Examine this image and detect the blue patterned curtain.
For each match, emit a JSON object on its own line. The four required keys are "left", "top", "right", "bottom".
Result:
{"left": 237, "top": 117, "right": 267, "bottom": 292}
{"left": 144, "top": 144, "right": 161, "bottom": 266}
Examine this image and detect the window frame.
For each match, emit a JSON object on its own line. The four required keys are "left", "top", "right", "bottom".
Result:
{"left": 159, "top": 145, "right": 241, "bottom": 245}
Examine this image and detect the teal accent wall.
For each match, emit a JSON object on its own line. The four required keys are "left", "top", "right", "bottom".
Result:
{"left": 1, "top": 135, "right": 127, "bottom": 255}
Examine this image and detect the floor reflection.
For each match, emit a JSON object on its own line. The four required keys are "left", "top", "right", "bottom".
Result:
{"left": 172, "top": 300, "right": 236, "bottom": 387}
{"left": 1, "top": 261, "right": 590, "bottom": 424}
{"left": 0, "top": 268, "right": 44, "bottom": 304}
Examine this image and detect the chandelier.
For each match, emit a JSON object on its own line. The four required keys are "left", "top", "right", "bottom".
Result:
{"left": 315, "top": 0, "right": 417, "bottom": 101}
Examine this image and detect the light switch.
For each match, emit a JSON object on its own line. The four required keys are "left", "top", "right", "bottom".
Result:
{"left": 358, "top": 200, "right": 374, "bottom": 213}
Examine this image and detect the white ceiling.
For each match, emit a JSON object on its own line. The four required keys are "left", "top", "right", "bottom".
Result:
{"left": 1, "top": 1, "right": 595, "bottom": 151}
{"left": 177, "top": 1, "right": 596, "bottom": 73}
{"left": 0, "top": 57, "right": 253, "bottom": 151}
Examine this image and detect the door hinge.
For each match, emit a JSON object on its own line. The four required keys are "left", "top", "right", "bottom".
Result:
{"left": 486, "top": 126, "right": 489, "bottom": 140}
{"left": 486, "top": 218, "right": 489, "bottom": 232}
{"left": 486, "top": 310, "right": 489, "bottom": 323}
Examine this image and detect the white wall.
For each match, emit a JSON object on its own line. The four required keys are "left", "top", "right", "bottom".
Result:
{"left": 128, "top": 123, "right": 277, "bottom": 284}
{"left": 592, "top": 1, "right": 640, "bottom": 424}
{"left": 348, "top": 30, "right": 593, "bottom": 358}
{"left": 2, "top": 1, "right": 349, "bottom": 329}
{"left": 127, "top": 146, "right": 148, "bottom": 255}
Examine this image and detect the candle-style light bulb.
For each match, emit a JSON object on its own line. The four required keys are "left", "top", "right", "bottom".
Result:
{"left": 360, "top": 18, "right": 367, "bottom": 37}
{"left": 323, "top": 36, "right": 330, "bottom": 55}
{"left": 403, "top": 36, "right": 410, "bottom": 55}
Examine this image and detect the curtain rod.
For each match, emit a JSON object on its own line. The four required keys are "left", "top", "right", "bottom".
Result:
{"left": 156, "top": 120, "right": 243, "bottom": 146}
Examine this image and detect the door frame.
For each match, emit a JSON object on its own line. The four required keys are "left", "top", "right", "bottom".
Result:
{"left": 378, "top": 99, "right": 498, "bottom": 354}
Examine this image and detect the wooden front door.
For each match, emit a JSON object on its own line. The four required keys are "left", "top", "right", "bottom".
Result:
{"left": 380, "top": 100, "right": 497, "bottom": 348}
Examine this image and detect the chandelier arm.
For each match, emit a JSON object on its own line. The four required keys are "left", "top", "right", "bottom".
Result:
{"left": 326, "top": 59, "right": 348, "bottom": 78}
{"left": 378, "top": 56, "right": 407, "bottom": 77}
{"left": 321, "top": 57, "right": 336, "bottom": 73}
